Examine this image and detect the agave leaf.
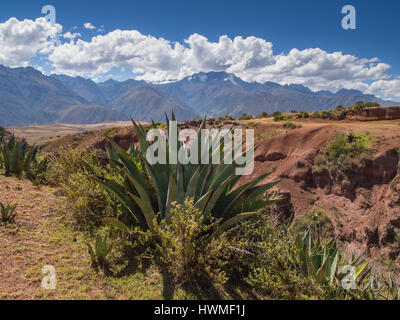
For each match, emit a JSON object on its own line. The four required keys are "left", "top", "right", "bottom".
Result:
{"left": 212, "top": 211, "right": 259, "bottom": 237}
{"left": 204, "top": 175, "right": 235, "bottom": 218}
{"left": 143, "top": 160, "right": 169, "bottom": 217}
{"left": 131, "top": 117, "right": 150, "bottom": 154}
{"left": 128, "top": 192, "right": 155, "bottom": 231}
{"left": 185, "top": 166, "right": 201, "bottom": 199}
{"left": 104, "top": 217, "right": 132, "bottom": 233}
{"left": 355, "top": 262, "right": 369, "bottom": 280}
{"left": 94, "top": 177, "right": 147, "bottom": 228}
{"left": 195, "top": 189, "right": 213, "bottom": 213}
{"left": 165, "top": 174, "right": 178, "bottom": 222}
{"left": 219, "top": 173, "right": 272, "bottom": 216}
{"left": 85, "top": 243, "right": 96, "bottom": 265}
{"left": 329, "top": 249, "right": 339, "bottom": 285}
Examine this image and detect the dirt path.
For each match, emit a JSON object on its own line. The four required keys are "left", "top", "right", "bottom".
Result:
{"left": 0, "top": 176, "right": 165, "bottom": 300}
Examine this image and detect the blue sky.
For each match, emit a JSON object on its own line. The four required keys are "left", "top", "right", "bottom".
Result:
{"left": 0, "top": 0, "right": 399, "bottom": 99}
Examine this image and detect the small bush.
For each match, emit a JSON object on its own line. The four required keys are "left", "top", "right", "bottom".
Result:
{"left": 349, "top": 101, "right": 379, "bottom": 114}
{"left": 0, "top": 135, "right": 48, "bottom": 181}
{"left": 365, "top": 101, "right": 381, "bottom": 108}
{"left": 86, "top": 234, "right": 113, "bottom": 268}
{"left": 292, "top": 204, "right": 334, "bottom": 235}
{"left": 0, "top": 203, "right": 17, "bottom": 224}
{"left": 152, "top": 199, "right": 230, "bottom": 289}
{"left": 45, "top": 149, "right": 124, "bottom": 229}
{"left": 324, "top": 132, "right": 376, "bottom": 171}
{"left": 297, "top": 111, "right": 310, "bottom": 119}
{"left": 283, "top": 122, "right": 302, "bottom": 130}
{"left": 225, "top": 215, "right": 318, "bottom": 299}
{"left": 239, "top": 113, "right": 253, "bottom": 120}
{"left": 273, "top": 112, "right": 285, "bottom": 121}
{"left": 312, "top": 111, "right": 322, "bottom": 119}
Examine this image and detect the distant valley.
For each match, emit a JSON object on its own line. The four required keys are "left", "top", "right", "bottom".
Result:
{"left": 0, "top": 65, "right": 396, "bottom": 126}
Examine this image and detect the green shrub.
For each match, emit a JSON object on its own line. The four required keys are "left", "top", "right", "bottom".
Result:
{"left": 365, "top": 101, "right": 380, "bottom": 108}
{"left": 0, "top": 203, "right": 17, "bottom": 224}
{"left": 283, "top": 122, "right": 302, "bottom": 130}
{"left": 312, "top": 111, "right": 322, "bottom": 119}
{"left": 0, "top": 135, "right": 47, "bottom": 180}
{"left": 349, "top": 101, "right": 379, "bottom": 114}
{"left": 296, "top": 229, "right": 372, "bottom": 297}
{"left": 225, "top": 215, "right": 318, "bottom": 299}
{"left": 239, "top": 113, "right": 253, "bottom": 120}
{"left": 314, "top": 154, "right": 327, "bottom": 167}
{"left": 302, "top": 111, "right": 310, "bottom": 118}
{"left": 273, "top": 112, "right": 285, "bottom": 121}
{"left": 335, "top": 105, "right": 346, "bottom": 111}
{"left": 152, "top": 199, "right": 230, "bottom": 288}
{"left": 45, "top": 149, "right": 124, "bottom": 229}
{"left": 86, "top": 234, "right": 113, "bottom": 268}
{"left": 324, "top": 132, "right": 376, "bottom": 171}
{"left": 292, "top": 204, "right": 333, "bottom": 235}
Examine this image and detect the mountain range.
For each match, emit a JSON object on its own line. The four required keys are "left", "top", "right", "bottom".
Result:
{"left": 0, "top": 65, "right": 396, "bottom": 126}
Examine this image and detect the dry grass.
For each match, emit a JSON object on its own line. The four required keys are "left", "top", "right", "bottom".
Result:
{"left": 6, "top": 122, "right": 133, "bottom": 145}
{"left": 0, "top": 175, "right": 173, "bottom": 300}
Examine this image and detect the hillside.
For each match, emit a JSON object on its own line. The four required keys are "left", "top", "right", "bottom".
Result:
{"left": 0, "top": 66, "right": 397, "bottom": 126}
{"left": 33, "top": 113, "right": 400, "bottom": 261}
{"left": 0, "top": 66, "right": 124, "bottom": 126}
{"left": 2, "top": 112, "right": 400, "bottom": 300}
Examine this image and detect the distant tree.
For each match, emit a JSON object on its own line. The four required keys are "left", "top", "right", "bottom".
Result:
{"left": 273, "top": 112, "right": 285, "bottom": 121}
{"left": 239, "top": 113, "right": 253, "bottom": 120}
{"left": 365, "top": 101, "right": 381, "bottom": 107}
{"left": 351, "top": 101, "right": 367, "bottom": 114}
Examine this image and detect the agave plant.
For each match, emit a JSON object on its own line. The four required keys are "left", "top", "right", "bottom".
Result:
{"left": 358, "top": 273, "right": 400, "bottom": 300}
{"left": 95, "top": 114, "right": 281, "bottom": 235}
{"left": 86, "top": 234, "right": 113, "bottom": 267}
{"left": 0, "top": 203, "right": 17, "bottom": 224}
{"left": 1, "top": 135, "right": 39, "bottom": 178}
{"left": 296, "top": 229, "right": 370, "bottom": 288}
{"left": 31, "top": 157, "right": 51, "bottom": 185}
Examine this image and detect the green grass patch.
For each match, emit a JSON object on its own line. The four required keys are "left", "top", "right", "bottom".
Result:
{"left": 313, "top": 132, "right": 378, "bottom": 173}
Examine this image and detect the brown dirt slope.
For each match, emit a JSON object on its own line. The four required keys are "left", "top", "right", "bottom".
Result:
{"left": 245, "top": 119, "right": 400, "bottom": 260}
{"left": 347, "top": 106, "right": 400, "bottom": 121}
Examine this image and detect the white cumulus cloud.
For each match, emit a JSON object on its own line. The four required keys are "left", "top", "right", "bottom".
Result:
{"left": 0, "top": 17, "right": 62, "bottom": 67}
{"left": 367, "top": 80, "right": 400, "bottom": 98}
{"left": 84, "top": 22, "right": 96, "bottom": 30}
{"left": 48, "top": 29, "right": 395, "bottom": 96}
{"left": 63, "top": 32, "right": 81, "bottom": 40}
{"left": 1, "top": 17, "right": 399, "bottom": 100}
